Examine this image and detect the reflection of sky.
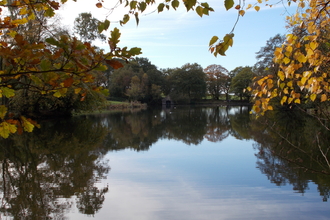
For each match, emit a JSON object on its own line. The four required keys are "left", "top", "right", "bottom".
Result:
{"left": 68, "top": 137, "right": 330, "bottom": 220}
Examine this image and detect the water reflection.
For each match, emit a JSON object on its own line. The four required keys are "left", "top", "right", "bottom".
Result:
{"left": 0, "top": 118, "right": 110, "bottom": 219}
{"left": 251, "top": 110, "right": 330, "bottom": 202}
{"left": 0, "top": 106, "right": 329, "bottom": 219}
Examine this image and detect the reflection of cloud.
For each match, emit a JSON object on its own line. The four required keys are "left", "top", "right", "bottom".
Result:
{"left": 72, "top": 178, "right": 326, "bottom": 220}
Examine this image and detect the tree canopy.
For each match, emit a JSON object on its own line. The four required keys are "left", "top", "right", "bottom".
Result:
{"left": 250, "top": 0, "right": 330, "bottom": 118}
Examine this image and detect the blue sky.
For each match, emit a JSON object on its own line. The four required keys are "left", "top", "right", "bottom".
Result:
{"left": 59, "top": 0, "right": 297, "bottom": 72}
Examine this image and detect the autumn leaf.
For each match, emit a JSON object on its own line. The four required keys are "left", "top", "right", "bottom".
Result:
{"left": 105, "top": 59, "right": 124, "bottom": 69}
{"left": 0, "top": 119, "right": 18, "bottom": 138}
{"left": 63, "top": 77, "right": 74, "bottom": 87}
{"left": 0, "top": 87, "right": 15, "bottom": 98}
{"left": 321, "top": 94, "right": 327, "bottom": 102}
{"left": 310, "top": 93, "right": 317, "bottom": 102}
{"left": 209, "top": 36, "right": 219, "bottom": 46}
{"left": 20, "top": 116, "right": 35, "bottom": 132}
{"left": 0, "top": 105, "right": 7, "bottom": 120}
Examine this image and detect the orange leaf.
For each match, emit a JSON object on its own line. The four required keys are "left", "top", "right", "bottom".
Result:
{"left": 105, "top": 59, "right": 124, "bottom": 69}
{"left": 63, "top": 77, "right": 74, "bottom": 87}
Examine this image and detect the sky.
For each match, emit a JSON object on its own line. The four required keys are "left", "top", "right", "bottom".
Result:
{"left": 58, "top": 0, "right": 298, "bottom": 72}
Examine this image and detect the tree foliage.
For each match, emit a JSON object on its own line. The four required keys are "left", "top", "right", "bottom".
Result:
{"left": 204, "top": 64, "right": 229, "bottom": 100}
{"left": 167, "top": 63, "right": 207, "bottom": 102}
{"left": 0, "top": 0, "right": 141, "bottom": 138}
{"left": 230, "top": 66, "right": 255, "bottom": 101}
{"left": 250, "top": 0, "right": 330, "bottom": 117}
{"left": 74, "top": 12, "right": 106, "bottom": 42}
{"left": 253, "top": 34, "right": 286, "bottom": 76}
{"left": 109, "top": 57, "right": 163, "bottom": 102}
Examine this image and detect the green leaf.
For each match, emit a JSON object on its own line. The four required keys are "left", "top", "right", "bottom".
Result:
{"left": 40, "top": 59, "right": 52, "bottom": 71}
{"left": 110, "top": 28, "right": 121, "bottom": 47}
{"left": 158, "top": 3, "right": 165, "bottom": 12}
{"left": 139, "top": 2, "right": 147, "bottom": 12}
{"left": 1, "top": 87, "right": 15, "bottom": 98}
{"left": 44, "top": 8, "right": 55, "bottom": 17}
{"left": 130, "top": 0, "right": 137, "bottom": 9}
{"left": 129, "top": 47, "right": 142, "bottom": 56}
{"left": 184, "top": 0, "right": 197, "bottom": 11}
{"left": 209, "top": 36, "right": 219, "bottom": 46}
{"left": 224, "top": 0, "right": 234, "bottom": 10}
{"left": 45, "top": 37, "right": 59, "bottom": 46}
{"left": 171, "top": 0, "right": 180, "bottom": 10}
{"left": 121, "top": 14, "right": 130, "bottom": 25}
{"left": 201, "top": 2, "right": 210, "bottom": 8}
{"left": 98, "top": 19, "right": 110, "bottom": 33}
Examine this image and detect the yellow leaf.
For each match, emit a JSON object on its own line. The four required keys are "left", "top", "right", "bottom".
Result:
{"left": 0, "top": 122, "right": 17, "bottom": 138}
{"left": 254, "top": 6, "right": 260, "bottom": 11}
{"left": 287, "top": 81, "right": 293, "bottom": 88}
{"left": 294, "top": 98, "right": 301, "bottom": 104}
{"left": 309, "top": 42, "right": 317, "bottom": 50}
{"left": 0, "top": 124, "right": 10, "bottom": 138}
{"left": 75, "top": 88, "right": 82, "bottom": 94}
{"left": 239, "top": 10, "right": 245, "bottom": 16}
{"left": 280, "top": 96, "right": 287, "bottom": 105}
{"left": 53, "top": 88, "right": 68, "bottom": 97}
{"left": 21, "top": 116, "right": 34, "bottom": 132}
{"left": 12, "top": 18, "right": 28, "bottom": 25}
{"left": 252, "top": 105, "right": 260, "bottom": 113}
{"left": 301, "top": 77, "right": 307, "bottom": 85}
{"left": 19, "top": 6, "right": 28, "bottom": 15}
{"left": 278, "top": 71, "right": 285, "bottom": 81}
{"left": 283, "top": 57, "right": 290, "bottom": 64}
{"left": 310, "top": 93, "right": 317, "bottom": 102}
{"left": 0, "top": 105, "right": 7, "bottom": 120}
{"left": 296, "top": 53, "right": 307, "bottom": 63}
{"left": 267, "top": 105, "right": 273, "bottom": 110}
{"left": 246, "top": 4, "right": 252, "bottom": 9}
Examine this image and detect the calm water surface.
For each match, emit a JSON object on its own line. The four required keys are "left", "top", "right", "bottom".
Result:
{"left": 1, "top": 106, "right": 329, "bottom": 219}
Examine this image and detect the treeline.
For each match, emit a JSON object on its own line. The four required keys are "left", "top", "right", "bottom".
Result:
{"left": 102, "top": 58, "right": 256, "bottom": 105}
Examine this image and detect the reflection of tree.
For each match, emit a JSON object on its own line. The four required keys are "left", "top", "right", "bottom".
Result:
{"left": 96, "top": 106, "right": 247, "bottom": 149}
{"left": 163, "top": 107, "right": 207, "bottom": 145}
{"left": 0, "top": 117, "right": 110, "bottom": 219}
{"left": 76, "top": 186, "right": 109, "bottom": 216}
{"left": 252, "top": 110, "right": 330, "bottom": 201}
{"left": 204, "top": 107, "right": 231, "bottom": 142}
{"left": 228, "top": 106, "right": 252, "bottom": 140}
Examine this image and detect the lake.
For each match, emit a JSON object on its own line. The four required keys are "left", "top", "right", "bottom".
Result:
{"left": 0, "top": 106, "right": 329, "bottom": 220}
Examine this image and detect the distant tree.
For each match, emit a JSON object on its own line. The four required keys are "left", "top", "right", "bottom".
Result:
{"left": 126, "top": 76, "right": 143, "bottom": 101}
{"left": 109, "top": 58, "right": 164, "bottom": 103}
{"left": 204, "top": 64, "right": 229, "bottom": 100}
{"left": 169, "top": 63, "right": 206, "bottom": 102}
{"left": 230, "top": 66, "right": 255, "bottom": 101}
{"left": 74, "top": 12, "right": 106, "bottom": 42}
{"left": 253, "top": 34, "right": 285, "bottom": 76}
{"left": 109, "top": 66, "right": 136, "bottom": 99}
